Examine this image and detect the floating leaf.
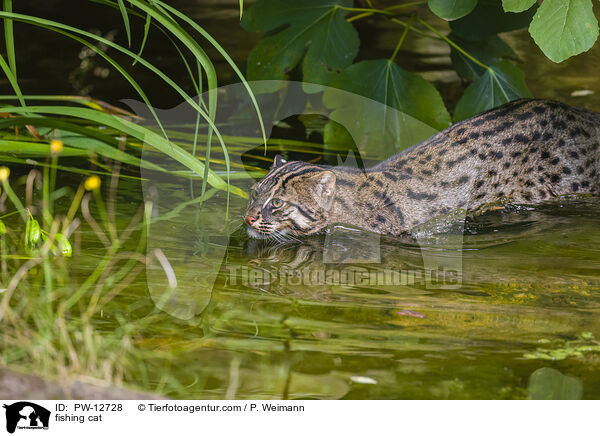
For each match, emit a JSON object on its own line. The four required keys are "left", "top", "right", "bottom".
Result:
{"left": 529, "top": 0, "right": 599, "bottom": 63}
{"left": 450, "top": 0, "right": 536, "bottom": 40}
{"left": 450, "top": 33, "right": 518, "bottom": 81}
{"left": 326, "top": 60, "right": 451, "bottom": 131}
{"left": 454, "top": 60, "right": 532, "bottom": 121}
{"left": 428, "top": 0, "right": 478, "bottom": 20}
{"left": 502, "top": 0, "right": 536, "bottom": 12}
{"left": 241, "top": 0, "right": 359, "bottom": 90}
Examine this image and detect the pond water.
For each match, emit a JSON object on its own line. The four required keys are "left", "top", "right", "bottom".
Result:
{"left": 4, "top": 1, "right": 600, "bottom": 399}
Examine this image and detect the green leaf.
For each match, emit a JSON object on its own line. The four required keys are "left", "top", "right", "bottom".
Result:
{"left": 502, "top": 0, "right": 536, "bottom": 12}
{"left": 326, "top": 60, "right": 451, "bottom": 131}
{"left": 0, "top": 219, "right": 6, "bottom": 235}
{"left": 323, "top": 60, "right": 447, "bottom": 157}
{"left": 242, "top": 0, "right": 359, "bottom": 90}
{"left": 450, "top": 0, "right": 536, "bottom": 40}
{"left": 323, "top": 120, "right": 355, "bottom": 150}
{"left": 529, "top": 0, "right": 599, "bottom": 63}
{"left": 450, "top": 33, "right": 518, "bottom": 81}
{"left": 428, "top": 0, "right": 478, "bottom": 20}
{"left": 454, "top": 60, "right": 532, "bottom": 121}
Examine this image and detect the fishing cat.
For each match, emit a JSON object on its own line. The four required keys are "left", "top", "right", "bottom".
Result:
{"left": 244, "top": 99, "right": 600, "bottom": 239}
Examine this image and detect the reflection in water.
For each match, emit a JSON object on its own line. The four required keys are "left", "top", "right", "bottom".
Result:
{"left": 133, "top": 196, "right": 600, "bottom": 399}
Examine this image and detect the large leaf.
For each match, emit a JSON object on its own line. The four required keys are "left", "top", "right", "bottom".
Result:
{"left": 241, "top": 0, "right": 359, "bottom": 90}
{"left": 450, "top": 0, "right": 536, "bottom": 40}
{"left": 326, "top": 60, "right": 451, "bottom": 131}
{"left": 454, "top": 60, "right": 532, "bottom": 121}
{"left": 322, "top": 60, "right": 448, "bottom": 157}
{"left": 450, "top": 33, "right": 518, "bottom": 81}
{"left": 502, "top": 0, "right": 536, "bottom": 12}
{"left": 428, "top": 0, "right": 478, "bottom": 20}
{"left": 529, "top": 0, "right": 599, "bottom": 63}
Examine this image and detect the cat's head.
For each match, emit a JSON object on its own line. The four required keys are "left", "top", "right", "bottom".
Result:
{"left": 244, "top": 155, "right": 337, "bottom": 240}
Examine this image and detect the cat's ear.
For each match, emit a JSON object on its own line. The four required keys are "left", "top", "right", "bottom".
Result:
{"left": 271, "top": 154, "right": 287, "bottom": 169}
{"left": 307, "top": 171, "right": 336, "bottom": 209}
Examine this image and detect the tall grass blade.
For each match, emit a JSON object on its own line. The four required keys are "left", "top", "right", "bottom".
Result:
{"left": 0, "top": 116, "right": 158, "bottom": 170}
{"left": 2, "top": 0, "right": 15, "bottom": 76}
{"left": 0, "top": 11, "right": 231, "bottom": 190}
{"left": 128, "top": 1, "right": 222, "bottom": 187}
{"left": 153, "top": 0, "right": 267, "bottom": 149}
{"left": 41, "top": 23, "right": 169, "bottom": 141}
{"left": 116, "top": 0, "right": 132, "bottom": 46}
{"left": 133, "top": 12, "right": 151, "bottom": 65}
{"left": 0, "top": 52, "right": 24, "bottom": 107}
{"left": 1, "top": 105, "right": 247, "bottom": 197}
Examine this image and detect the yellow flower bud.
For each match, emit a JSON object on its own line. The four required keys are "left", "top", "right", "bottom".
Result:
{"left": 0, "top": 167, "right": 9, "bottom": 182}
{"left": 50, "top": 139, "right": 63, "bottom": 154}
{"left": 84, "top": 175, "right": 101, "bottom": 191}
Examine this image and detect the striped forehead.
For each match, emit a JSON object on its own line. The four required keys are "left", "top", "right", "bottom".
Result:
{"left": 257, "top": 161, "right": 309, "bottom": 191}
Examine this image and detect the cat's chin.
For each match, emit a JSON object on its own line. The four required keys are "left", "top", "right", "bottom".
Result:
{"left": 246, "top": 227, "right": 285, "bottom": 240}
{"left": 246, "top": 227, "right": 267, "bottom": 239}
{"left": 246, "top": 226, "right": 297, "bottom": 241}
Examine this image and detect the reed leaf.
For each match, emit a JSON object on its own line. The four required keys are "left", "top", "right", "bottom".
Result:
{"left": 2, "top": 0, "right": 15, "bottom": 76}
{"left": 0, "top": 52, "right": 24, "bottom": 107}
{"left": 0, "top": 106, "right": 246, "bottom": 197}
{"left": 0, "top": 11, "right": 236, "bottom": 193}
{"left": 133, "top": 13, "right": 152, "bottom": 65}
{"left": 116, "top": 0, "right": 132, "bottom": 46}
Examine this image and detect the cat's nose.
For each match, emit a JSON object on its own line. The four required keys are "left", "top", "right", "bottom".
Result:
{"left": 245, "top": 215, "right": 257, "bottom": 226}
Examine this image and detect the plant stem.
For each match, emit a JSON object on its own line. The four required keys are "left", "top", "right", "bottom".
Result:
{"left": 62, "top": 240, "right": 120, "bottom": 311}
{"left": 65, "top": 183, "right": 85, "bottom": 225}
{"left": 1, "top": 179, "right": 26, "bottom": 221}
{"left": 390, "top": 17, "right": 442, "bottom": 40}
{"left": 347, "top": 1, "right": 426, "bottom": 22}
{"left": 339, "top": 6, "right": 393, "bottom": 15}
{"left": 390, "top": 14, "right": 414, "bottom": 62}
{"left": 387, "top": 1, "right": 427, "bottom": 10}
{"left": 42, "top": 164, "right": 52, "bottom": 228}
{"left": 414, "top": 16, "right": 490, "bottom": 70}
{"left": 49, "top": 155, "right": 58, "bottom": 217}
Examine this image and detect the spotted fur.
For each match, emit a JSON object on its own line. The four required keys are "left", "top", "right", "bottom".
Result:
{"left": 244, "top": 99, "right": 600, "bottom": 239}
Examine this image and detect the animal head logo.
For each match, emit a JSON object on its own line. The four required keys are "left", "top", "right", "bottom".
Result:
{"left": 2, "top": 402, "right": 50, "bottom": 434}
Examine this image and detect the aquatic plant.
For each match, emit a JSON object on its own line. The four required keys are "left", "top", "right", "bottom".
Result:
{"left": 242, "top": 0, "right": 599, "bottom": 122}
{"left": 0, "top": 0, "right": 265, "bottom": 199}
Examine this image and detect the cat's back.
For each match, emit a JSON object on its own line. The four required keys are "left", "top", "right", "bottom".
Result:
{"left": 368, "top": 99, "right": 600, "bottom": 220}
{"left": 383, "top": 99, "right": 599, "bottom": 162}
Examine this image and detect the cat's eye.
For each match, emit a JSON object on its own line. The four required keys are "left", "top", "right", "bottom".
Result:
{"left": 271, "top": 198, "right": 284, "bottom": 208}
